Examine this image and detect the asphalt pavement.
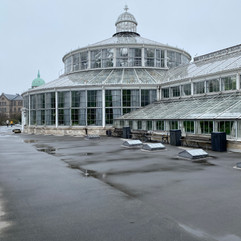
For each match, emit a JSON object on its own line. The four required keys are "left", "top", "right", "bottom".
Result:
{"left": 0, "top": 126, "right": 241, "bottom": 241}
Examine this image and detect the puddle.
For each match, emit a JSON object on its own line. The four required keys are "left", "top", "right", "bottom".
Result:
{"left": 77, "top": 153, "right": 93, "bottom": 156}
{"left": 69, "top": 165, "right": 98, "bottom": 177}
{"left": 37, "top": 148, "right": 56, "bottom": 155}
{"left": 193, "top": 159, "right": 215, "bottom": 166}
{"left": 24, "top": 139, "right": 38, "bottom": 143}
{"left": 35, "top": 144, "right": 56, "bottom": 155}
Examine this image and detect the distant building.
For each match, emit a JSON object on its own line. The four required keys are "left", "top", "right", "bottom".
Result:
{"left": 0, "top": 93, "right": 23, "bottom": 118}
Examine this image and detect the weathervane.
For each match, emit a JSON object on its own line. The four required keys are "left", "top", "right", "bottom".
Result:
{"left": 124, "top": 5, "right": 129, "bottom": 12}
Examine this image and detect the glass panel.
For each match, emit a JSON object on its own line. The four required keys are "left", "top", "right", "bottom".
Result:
{"left": 221, "top": 76, "right": 236, "bottom": 91}
{"left": 122, "top": 90, "right": 130, "bottom": 107}
{"left": 184, "top": 120, "right": 194, "bottom": 133}
{"left": 105, "top": 108, "right": 121, "bottom": 125}
{"left": 73, "top": 53, "right": 80, "bottom": 71}
{"left": 206, "top": 79, "right": 220, "bottom": 93}
{"left": 129, "top": 48, "right": 141, "bottom": 67}
{"left": 156, "top": 120, "right": 164, "bottom": 130}
{"left": 58, "top": 92, "right": 70, "bottom": 108}
{"left": 137, "top": 120, "right": 142, "bottom": 130}
{"left": 145, "top": 48, "right": 155, "bottom": 67}
{"left": 46, "top": 92, "right": 55, "bottom": 109}
{"left": 58, "top": 109, "right": 70, "bottom": 126}
{"left": 30, "top": 110, "right": 36, "bottom": 125}
{"left": 147, "top": 120, "right": 152, "bottom": 130}
{"left": 36, "top": 110, "right": 45, "bottom": 125}
{"left": 171, "top": 86, "right": 180, "bottom": 97}
{"left": 72, "top": 91, "right": 80, "bottom": 108}
{"left": 87, "top": 109, "right": 102, "bottom": 126}
{"left": 169, "top": 121, "right": 178, "bottom": 130}
{"left": 30, "top": 95, "right": 36, "bottom": 109}
{"left": 162, "top": 88, "right": 170, "bottom": 98}
{"left": 80, "top": 52, "right": 88, "bottom": 69}
{"left": 167, "top": 51, "right": 187, "bottom": 68}
{"left": 217, "top": 121, "right": 235, "bottom": 138}
{"left": 45, "top": 109, "right": 55, "bottom": 125}
{"left": 116, "top": 48, "right": 128, "bottom": 67}
{"left": 72, "top": 91, "right": 86, "bottom": 108}
{"left": 102, "top": 49, "right": 114, "bottom": 68}
{"left": 167, "top": 51, "right": 176, "bottom": 68}
{"left": 194, "top": 81, "right": 205, "bottom": 94}
{"left": 65, "top": 57, "right": 72, "bottom": 73}
{"left": 182, "top": 84, "right": 191, "bottom": 96}
{"left": 87, "top": 90, "right": 102, "bottom": 108}
{"left": 199, "top": 121, "right": 213, "bottom": 134}
{"left": 36, "top": 94, "right": 45, "bottom": 109}
{"left": 135, "top": 69, "right": 156, "bottom": 84}
{"left": 141, "top": 89, "right": 156, "bottom": 106}
{"left": 105, "top": 90, "right": 121, "bottom": 107}
{"left": 71, "top": 109, "right": 86, "bottom": 126}
{"left": 23, "top": 96, "right": 29, "bottom": 109}
{"left": 91, "top": 50, "right": 102, "bottom": 68}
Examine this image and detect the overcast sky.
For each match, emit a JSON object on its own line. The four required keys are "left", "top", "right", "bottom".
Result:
{"left": 1, "top": 0, "right": 241, "bottom": 95}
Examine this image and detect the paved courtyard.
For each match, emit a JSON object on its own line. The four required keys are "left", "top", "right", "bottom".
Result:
{"left": 0, "top": 126, "right": 241, "bottom": 241}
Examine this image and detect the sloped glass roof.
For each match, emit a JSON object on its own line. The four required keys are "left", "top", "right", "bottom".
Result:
{"left": 29, "top": 68, "right": 162, "bottom": 91}
{"left": 87, "top": 36, "right": 168, "bottom": 47}
{"left": 164, "top": 51, "right": 241, "bottom": 83}
{"left": 116, "top": 93, "right": 241, "bottom": 120}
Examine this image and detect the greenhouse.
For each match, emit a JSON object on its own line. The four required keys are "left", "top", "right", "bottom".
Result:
{"left": 21, "top": 6, "right": 191, "bottom": 134}
{"left": 22, "top": 6, "right": 241, "bottom": 148}
{"left": 114, "top": 92, "right": 241, "bottom": 140}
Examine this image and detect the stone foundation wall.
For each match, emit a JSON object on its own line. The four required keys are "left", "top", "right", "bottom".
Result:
{"left": 227, "top": 140, "right": 241, "bottom": 153}
{"left": 23, "top": 126, "right": 241, "bottom": 152}
{"left": 23, "top": 126, "right": 113, "bottom": 136}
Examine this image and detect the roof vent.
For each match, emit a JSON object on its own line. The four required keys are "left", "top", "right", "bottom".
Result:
{"left": 178, "top": 149, "right": 208, "bottom": 159}
{"left": 233, "top": 162, "right": 241, "bottom": 170}
{"left": 122, "top": 140, "right": 142, "bottom": 148}
{"left": 85, "top": 134, "right": 100, "bottom": 139}
{"left": 142, "top": 143, "right": 166, "bottom": 151}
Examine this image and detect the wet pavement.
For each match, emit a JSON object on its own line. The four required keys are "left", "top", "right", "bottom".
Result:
{"left": 1, "top": 126, "right": 241, "bottom": 241}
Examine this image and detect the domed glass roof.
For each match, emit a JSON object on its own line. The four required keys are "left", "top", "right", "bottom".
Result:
{"left": 114, "top": 5, "right": 138, "bottom": 36}
{"left": 32, "top": 70, "right": 45, "bottom": 88}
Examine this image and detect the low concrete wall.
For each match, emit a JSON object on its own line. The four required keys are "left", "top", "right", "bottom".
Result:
{"left": 227, "top": 140, "right": 241, "bottom": 153}
{"left": 23, "top": 126, "right": 113, "bottom": 137}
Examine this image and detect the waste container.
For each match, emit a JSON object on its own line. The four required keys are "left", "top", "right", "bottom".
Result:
{"left": 106, "top": 130, "right": 112, "bottom": 137}
{"left": 123, "top": 127, "right": 131, "bottom": 139}
{"left": 170, "top": 129, "right": 181, "bottom": 146}
{"left": 211, "top": 132, "right": 227, "bottom": 152}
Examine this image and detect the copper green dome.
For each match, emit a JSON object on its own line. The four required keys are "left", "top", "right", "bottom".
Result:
{"left": 32, "top": 70, "right": 45, "bottom": 88}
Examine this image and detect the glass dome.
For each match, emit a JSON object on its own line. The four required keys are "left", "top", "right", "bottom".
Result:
{"left": 115, "top": 5, "right": 139, "bottom": 36}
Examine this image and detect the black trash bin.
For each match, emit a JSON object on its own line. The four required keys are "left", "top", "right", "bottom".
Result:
{"left": 123, "top": 127, "right": 131, "bottom": 139}
{"left": 170, "top": 129, "right": 182, "bottom": 146}
{"left": 211, "top": 132, "right": 227, "bottom": 152}
{"left": 106, "top": 130, "right": 112, "bottom": 137}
